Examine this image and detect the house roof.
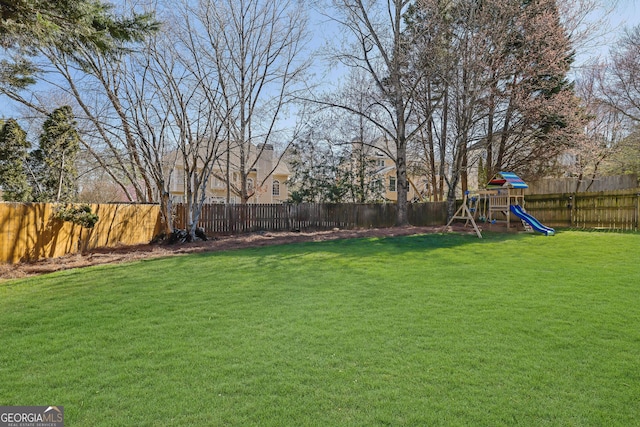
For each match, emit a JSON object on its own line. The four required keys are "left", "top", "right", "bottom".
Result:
{"left": 374, "top": 165, "right": 396, "bottom": 176}
{"left": 272, "top": 161, "right": 290, "bottom": 177}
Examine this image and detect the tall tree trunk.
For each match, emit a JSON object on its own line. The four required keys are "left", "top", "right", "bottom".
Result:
{"left": 485, "top": 80, "right": 496, "bottom": 183}
{"left": 438, "top": 88, "right": 449, "bottom": 201}
{"left": 395, "top": 100, "right": 409, "bottom": 226}
{"left": 461, "top": 148, "right": 468, "bottom": 194}
{"left": 225, "top": 140, "right": 231, "bottom": 204}
{"left": 396, "top": 141, "right": 408, "bottom": 226}
{"left": 159, "top": 191, "right": 173, "bottom": 236}
{"left": 446, "top": 172, "right": 460, "bottom": 220}
{"left": 496, "top": 75, "right": 517, "bottom": 171}
{"left": 56, "top": 151, "right": 65, "bottom": 203}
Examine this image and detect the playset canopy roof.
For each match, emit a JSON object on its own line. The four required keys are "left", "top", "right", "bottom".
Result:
{"left": 487, "top": 171, "right": 528, "bottom": 189}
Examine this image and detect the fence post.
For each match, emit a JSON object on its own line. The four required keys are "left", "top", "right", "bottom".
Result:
{"left": 568, "top": 194, "right": 574, "bottom": 228}
{"left": 637, "top": 192, "right": 640, "bottom": 231}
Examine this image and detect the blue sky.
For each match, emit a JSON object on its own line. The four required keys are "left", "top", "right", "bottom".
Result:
{"left": 583, "top": 0, "right": 639, "bottom": 57}
{"left": 610, "top": 0, "right": 638, "bottom": 27}
{"left": 1, "top": 1, "right": 639, "bottom": 121}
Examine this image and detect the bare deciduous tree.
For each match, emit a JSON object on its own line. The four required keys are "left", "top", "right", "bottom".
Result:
{"left": 408, "top": 0, "right": 580, "bottom": 216}
{"left": 585, "top": 22, "right": 640, "bottom": 178}
{"left": 319, "top": 0, "right": 438, "bottom": 225}
{"left": 2, "top": 42, "right": 157, "bottom": 204}
{"left": 569, "top": 66, "right": 622, "bottom": 191}
{"left": 189, "top": 0, "right": 311, "bottom": 204}
{"left": 598, "top": 25, "right": 640, "bottom": 124}
{"left": 115, "top": 25, "right": 228, "bottom": 240}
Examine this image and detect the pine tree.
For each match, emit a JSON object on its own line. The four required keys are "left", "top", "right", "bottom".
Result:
{"left": 0, "top": 119, "right": 31, "bottom": 201}
{"left": 36, "top": 106, "right": 81, "bottom": 202}
{"left": 1, "top": 0, "right": 158, "bottom": 89}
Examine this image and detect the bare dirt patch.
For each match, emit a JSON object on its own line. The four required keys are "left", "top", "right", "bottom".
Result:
{"left": 0, "top": 225, "right": 477, "bottom": 280}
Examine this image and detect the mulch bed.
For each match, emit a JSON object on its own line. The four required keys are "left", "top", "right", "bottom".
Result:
{"left": 0, "top": 224, "right": 481, "bottom": 280}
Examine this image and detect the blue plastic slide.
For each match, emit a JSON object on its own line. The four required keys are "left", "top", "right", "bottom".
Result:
{"left": 509, "top": 205, "right": 555, "bottom": 236}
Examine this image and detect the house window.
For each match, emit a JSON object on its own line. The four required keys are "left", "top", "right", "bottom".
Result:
{"left": 247, "top": 178, "right": 254, "bottom": 192}
{"left": 211, "top": 177, "right": 224, "bottom": 189}
{"left": 376, "top": 159, "right": 385, "bottom": 168}
{"left": 389, "top": 176, "right": 397, "bottom": 192}
{"left": 272, "top": 179, "right": 280, "bottom": 196}
{"left": 172, "top": 170, "right": 185, "bottom": 192}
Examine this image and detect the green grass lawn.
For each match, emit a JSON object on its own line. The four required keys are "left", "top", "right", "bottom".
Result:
{"left": 1, "top": 230, "right": 639, "bottom": 426}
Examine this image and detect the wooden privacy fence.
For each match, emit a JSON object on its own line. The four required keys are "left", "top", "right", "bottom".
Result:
{"left": 173, "top": 202, "right": 448, "bottom": 235}
{"left": 0, "top": 203, "right": 161, "bottom": 264}
{"left": 526, "top": 174, "right": 638, "bottom": 195}
{"left": 525, "top": 189, "right": 640, "bottom": 230}
{"left": 2, "top": 193, "right": 637, "bottom": 265}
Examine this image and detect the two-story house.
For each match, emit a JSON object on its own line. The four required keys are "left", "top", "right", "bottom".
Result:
{"left": 169, "top": 143, "right": 290, "bottom": 204}
{"left": 351, "top": 137, "right": 425, "bottom": 202}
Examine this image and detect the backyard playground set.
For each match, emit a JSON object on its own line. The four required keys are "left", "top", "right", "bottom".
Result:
{"left": 446, "top": 172, "right": 555, "bottom": 238}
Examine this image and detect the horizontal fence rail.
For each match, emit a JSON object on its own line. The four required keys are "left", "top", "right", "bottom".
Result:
{"left": 173, "top": 202, "right": 448, "bottom": 235}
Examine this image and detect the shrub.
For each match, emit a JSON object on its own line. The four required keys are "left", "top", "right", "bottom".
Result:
{"left": 54, "top": 204, "right": 99, "bottom": 228}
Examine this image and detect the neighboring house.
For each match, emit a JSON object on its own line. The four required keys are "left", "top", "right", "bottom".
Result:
{"left": 351, "top": 136, "right": 496, "bottom": 202}
{"left": 351, "top": 137, "right": 424, "bottom": 202}
{"left": 169, "top": 143, "right": 290, "bottom": 204}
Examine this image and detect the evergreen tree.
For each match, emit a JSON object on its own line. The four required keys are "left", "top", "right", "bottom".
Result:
{"left": 36, "top": 106, "right": 80, "bottom": 202}
{"left": 1, "top": 0, "right": 158, "bottom": 89}
{"left": 0, "top": 119, "right": 31, "bottom": 201}
{"left": 287, "top": 138, "right": 351, "bottom": 203}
